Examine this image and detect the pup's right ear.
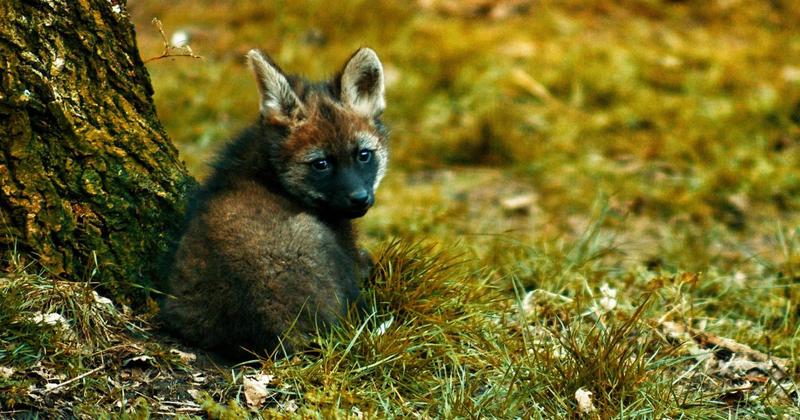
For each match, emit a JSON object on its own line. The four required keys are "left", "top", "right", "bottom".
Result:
{"left": 246, "top": 49, "right": 305, "bottom": 125}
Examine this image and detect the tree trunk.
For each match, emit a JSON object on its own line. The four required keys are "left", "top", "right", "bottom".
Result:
{"left": 0, "top": 0, "right": 193, "bottom": 304}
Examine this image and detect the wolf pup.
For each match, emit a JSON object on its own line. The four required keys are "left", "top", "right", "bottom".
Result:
{"left": 161, "top": 48, "right": 388, "bottom": 358}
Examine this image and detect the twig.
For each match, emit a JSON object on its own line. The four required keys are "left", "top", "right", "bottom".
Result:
{"left": 176, "top": 407, "right": 204, "bottom": 413}
{"left": 144, "top": 18, "right": 202, "bottom": 64}
{"left": 160, "top": 400, "right": 201, "bottom": 407}
{"left": 659, "top": 321, "right": 791, "bottom": 370}
{"left": 45, "top": 364, "right": 106, "bottom": 393}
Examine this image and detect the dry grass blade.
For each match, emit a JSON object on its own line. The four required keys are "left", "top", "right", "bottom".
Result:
{"left": 5, "top": 0, "right": 800, "bottom": 416}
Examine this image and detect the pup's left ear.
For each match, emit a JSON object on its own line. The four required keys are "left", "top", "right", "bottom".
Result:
{"left": 337, "top": 48, "right": 385, "bottom": 118}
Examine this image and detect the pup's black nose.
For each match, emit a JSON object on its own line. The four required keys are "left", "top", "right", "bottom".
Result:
{"left": 348, "top": 189, "right": 370, "bottom": 207}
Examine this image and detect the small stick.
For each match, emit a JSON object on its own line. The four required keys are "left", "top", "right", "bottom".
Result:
{"left": 144, "top": 18, "right": 202, "bottom": 64}
{"left": 660, "top": 321, "right": 791, "bottom": 370}
{"left": 45, "top": 364, "right": 106, "bottom": 393}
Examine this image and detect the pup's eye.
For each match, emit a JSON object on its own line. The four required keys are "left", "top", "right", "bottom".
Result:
{"left": 311, "top": 159, "right": 330, "bottom": 171}
{"left": 357, "top": 150, "right": 373, "bottom": 163}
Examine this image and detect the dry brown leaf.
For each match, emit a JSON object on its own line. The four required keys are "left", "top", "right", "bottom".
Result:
{"left": 170, "top": 348, "right": 197, "bottom": 364}
{"left": 659, "top": 319, "right": 792, "bottom": 392}
{"left": 243, "top": 374, "right": 274, "bottom": 408}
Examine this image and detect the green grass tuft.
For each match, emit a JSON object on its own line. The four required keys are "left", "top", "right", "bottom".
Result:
{"left": 4, "top": 0, "right": 800, "bottom": 416}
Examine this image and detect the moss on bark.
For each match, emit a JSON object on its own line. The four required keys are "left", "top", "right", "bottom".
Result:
{"left": 0, "top": 0, "right": 193, "bottom": 304}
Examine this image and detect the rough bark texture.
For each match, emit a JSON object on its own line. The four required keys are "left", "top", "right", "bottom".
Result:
{"left": 0, "top": 0, "right": 192, "bottom": 303}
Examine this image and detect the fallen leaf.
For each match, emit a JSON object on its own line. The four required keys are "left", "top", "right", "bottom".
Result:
{"left": 30, "top": 312, "right": 70, "bottom": 330}
{"left": 124, "top": 355, "right": 156, "bottom": 368}
{"left": 0, "top": 366, "right": 14, "bottom": 379}
{"left": 598, "top": 283, "right": 617, "bottom": 312}
{"left": 521, "top": 289, "right": 573, "bottom": 317}
{"left": 170, "top": 348, "right": 197, "bottom": 364}
{"left": 659, "top": 321, "right": 790, "bottom": 373}
{"left": 243, "top": 374, "right": 274, "bottom": 408}
{"left": 575, "top": 388, "right": 595, "bottom": 414}
{"left": 281, "top": 399, "right": 299, "bottom": 413}
{"left": 92, "top": 291, "right": 114, "bottom": 307}
{"left": 500, "top": 194, "right": 535, "bottom": 213}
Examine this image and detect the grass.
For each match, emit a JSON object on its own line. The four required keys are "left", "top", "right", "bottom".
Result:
{"left": 3, "top": 0, "right": 800, "bottom": 417}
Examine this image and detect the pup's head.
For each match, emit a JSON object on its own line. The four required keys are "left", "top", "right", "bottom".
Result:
{"left": 246, "top": 48, "right": 388, "bottom": 218}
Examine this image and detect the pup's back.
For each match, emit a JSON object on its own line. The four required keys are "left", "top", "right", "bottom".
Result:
{"left": 161, "top": 48, "right": 388, "bottom": 358}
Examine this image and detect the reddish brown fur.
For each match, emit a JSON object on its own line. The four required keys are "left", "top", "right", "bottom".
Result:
{"left": 160, "top": 48, "right": 388, "bottom": 360}
{"left": 163, "top": 176, "right": 363, "bottom": 358}
{"left": 283, "top": 96, "right": 378, "bottom": 159}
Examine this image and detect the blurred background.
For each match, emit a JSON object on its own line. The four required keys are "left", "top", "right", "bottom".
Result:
{"left": 129, "top": 0, "right": 800, "bottom": 276}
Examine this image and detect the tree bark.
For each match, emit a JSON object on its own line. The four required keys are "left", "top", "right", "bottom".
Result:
{"left": 0, "top": 0, "right": 192, "bottom": 303}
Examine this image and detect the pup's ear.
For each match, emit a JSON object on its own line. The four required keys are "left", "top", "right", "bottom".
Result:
{"left": 246, "top": 49, "right": 304, "bottom": 124}
{"left": 338, "top": 48, "right": 385, "bottom": 118}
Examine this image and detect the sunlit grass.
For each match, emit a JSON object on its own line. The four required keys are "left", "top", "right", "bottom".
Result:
{"left": 5, "top": 0, "right": 800, "bottom": 416}
{"left": 132, "top": 0, "right": 799, "bottom": 415}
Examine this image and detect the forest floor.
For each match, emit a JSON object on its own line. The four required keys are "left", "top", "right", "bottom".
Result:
{"left": 3, "top": 0, "right": 800, "bottom": 417}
